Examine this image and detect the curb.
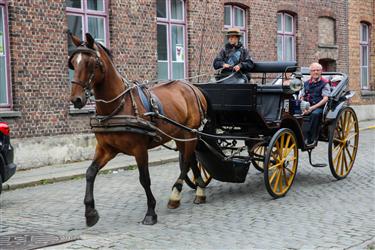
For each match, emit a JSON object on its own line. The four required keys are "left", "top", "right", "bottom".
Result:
{"left": 2, "top": 156, "right": 179, "bottom": 192}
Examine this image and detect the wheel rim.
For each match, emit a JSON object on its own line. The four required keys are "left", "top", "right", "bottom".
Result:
{"left": 265, "top": 130, "right": 298, "bottom": 197}
{"left": 330, "top": 108, "right": 359, "bottom": 178}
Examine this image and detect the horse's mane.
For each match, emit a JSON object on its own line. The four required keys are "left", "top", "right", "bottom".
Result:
{"left": 96, "top": 42, "right": 113, "bottom": 59}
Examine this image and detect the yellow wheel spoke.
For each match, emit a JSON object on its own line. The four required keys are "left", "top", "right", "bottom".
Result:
{"left": 340, "top": 150, "right": 345, "bottom": 176}
{"left": 333, "top": 146, "right": 344, "bottom": 164}
{"left": 284, "top": 144, "right": 296, "bottom": 158}
{"left": 269, "top": 162, "right": 282, "bottom": 170}
{"left": 273, "top": 170, "right": 282, "bottom": 193}
{"left": 285, "top": 167, "right": 295, "bottom": 175}
{"left": 346, "top": 132, "right": 358, "bottom": 141}
{"left": 278, "top": 170, "right": 283, "bottom": 193}
{"left": 335, "top": 149, "right": 343, "bottom": 173}
{"left": 342, "top": 150, "right": 349, "bottom": 173}
{"left": 345, "top": 119, "right": 355, "bottom": 137}
{"left": 283, "top": 135, "right": 292, "bottom": 158}
{"left": 345, "top": 147, "right": 354, "bottom": 162}
{"left": 269, "top": 169, "right": 279, "bottom": 183}
{"left": 282, "top": 168, "right": 289, "bottom": 186}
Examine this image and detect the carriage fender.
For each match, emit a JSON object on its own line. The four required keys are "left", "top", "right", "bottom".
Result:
{"left": 326, "top": 102, "right": 346, "bottom": 121}
{"left": 280, "top": 116, "right": 304, "bottom": 148}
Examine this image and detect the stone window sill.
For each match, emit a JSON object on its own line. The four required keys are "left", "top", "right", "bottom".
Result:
{"left": 69, "top": 106, "right": 96, "bottom": 115}
{"left": 361, "top": 90, "right": 375, "bottom": 97}
{"left": 318, "top": 44, "right": 338, "bottom": 49}
{"left": 0, "top": 110, "right": 22, "bottom": 118}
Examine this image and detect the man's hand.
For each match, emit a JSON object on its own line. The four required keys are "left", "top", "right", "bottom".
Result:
{"left": 233, "top": 65, "right": 241, "bottom": 72}
{"left": 223, "top": 64, "right": 231, "bottom": 69}
{"left": 302, "top": 107, "right": 314, "bottom": 115}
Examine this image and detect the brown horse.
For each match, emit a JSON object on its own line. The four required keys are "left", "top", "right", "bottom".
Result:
{"left": 68, "top": 33, "right": 208, "bottom": 226}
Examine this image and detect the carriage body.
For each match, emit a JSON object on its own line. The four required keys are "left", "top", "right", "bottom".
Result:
{"left": 192, "top": 62, "right": 359, "bottom": 197}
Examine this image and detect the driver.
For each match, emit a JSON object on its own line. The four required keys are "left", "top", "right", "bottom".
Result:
{"left": 213, "top": 28, "right": 254, "bottom": 83}
{"left": 300, "top": 62, "right": 331, "bottom": 145}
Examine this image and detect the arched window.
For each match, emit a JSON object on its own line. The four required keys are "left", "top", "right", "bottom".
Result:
{"left": 318, "top": 17, "right": 336, "bottom": 45}
{"left": 224, "top": 5, "right": 247, "bottom": 45}
{"left": 0, "top": 0, "right": 11, "bottom": 109}
{"left": 66, "top": 0, "right": 110, "bottom": 80}
{"left": 360, "top": 22, "right": 370, "bottom": 89}
{"left": 157, "top": 0, "right": 186, "bottom": 80}
{"left": 277, "top": 12, "right": 295, "bottom": 61}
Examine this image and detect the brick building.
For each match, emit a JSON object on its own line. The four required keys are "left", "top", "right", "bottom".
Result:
{"left": 348, "top": 0, "right": 375, "bottom": 104}
{"left": 0, "top": 0, "right": 372, "bottom": 140}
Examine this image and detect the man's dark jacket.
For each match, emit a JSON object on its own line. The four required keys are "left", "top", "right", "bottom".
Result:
{"left": 213, "top": 42, "right": 254, "bottom": 76}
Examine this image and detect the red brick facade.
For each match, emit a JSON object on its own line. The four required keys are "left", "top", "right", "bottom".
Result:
{"left": 0, "top": 0, "right": 371, "bottom": 138}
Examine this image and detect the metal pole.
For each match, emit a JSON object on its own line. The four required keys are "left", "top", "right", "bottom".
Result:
{"left": 197, "top": 0, "right": 209, "bottom": 83}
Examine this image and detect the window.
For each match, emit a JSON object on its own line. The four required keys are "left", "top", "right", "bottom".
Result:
{"left": 318, "top": 17, "right": 335, "bottom": 45}
{"left": 0, "top": 1, "right": 11, "bottom": 109}
{"left": 157, "top": 0, "right": 186, "bottom": 80}
{"left": 66, "top": 0, "right": 109, "bottom": 79}
{"left": 360, "top": 23, "right": 370, "bottom": 89}
{"left": 277, "top": 12, "right": 295, "bottom": 61}
{"left": 224, "top": 5, "right": 247, "bottom": 45}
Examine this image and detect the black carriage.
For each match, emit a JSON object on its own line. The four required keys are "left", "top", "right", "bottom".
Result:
{"left": 186, "top": 61, "right": 359, "bottom": 198}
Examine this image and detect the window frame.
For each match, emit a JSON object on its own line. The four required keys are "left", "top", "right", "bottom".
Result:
{"left": 360, "top": 22, "right": 370, "bottom": 89}
{"left": 223, "top": 4, "right": 247, "bottom": 46}
{"left": 157, "top": 0, "right": 187, "bottom": 80}
{"left": 277, "top": 12, "right": 296, "bottom": 62}
{"left": 0, "top": 0, "right": 12, "bottom": 110}
{"left": 66, "top": 0, "right": 110, "bottom": 47}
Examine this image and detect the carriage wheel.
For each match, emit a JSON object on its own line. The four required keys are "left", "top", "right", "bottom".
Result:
{"left": 184, "top": 162, "right": 212, "bottom": 190}
{"left": 264, "top": 128, "right": 298, "bottom": 198}
{"left": 328, "top": 107, "right": 359, "bottom": 180}
{"left": 249, "top": 142, "right": 267, "bottom": 172}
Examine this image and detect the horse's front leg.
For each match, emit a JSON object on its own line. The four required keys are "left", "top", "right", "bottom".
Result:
{"left": 135, "top": 149, "right": 157, "bottom": 225}
{"left": 84, "top": 145, "right": 116, "bottom": 227}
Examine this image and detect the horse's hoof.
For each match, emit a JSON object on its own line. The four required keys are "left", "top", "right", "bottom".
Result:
{"left": 167, "top": 199, "right": 180, "bottom": 209}
{"left": 194, "top": 196, "right": 206, "bottom": 204}
{"left": 142, "top": 214, "right": 157, "bottom": 225}
{"left": 85, "top": 209, "right": 100, "bottom": 227}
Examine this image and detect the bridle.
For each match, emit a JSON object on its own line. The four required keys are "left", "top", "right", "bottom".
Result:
{"left": 68, "top": 45, "right": 105, "bottom": 98}
{"left": 68, "top": 44, "right": 140, "bottom": 120}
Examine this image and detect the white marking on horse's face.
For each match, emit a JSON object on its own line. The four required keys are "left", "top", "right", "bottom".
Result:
{"left": 96, "top": 51, "right": 101, "bottom": 57}
{"left": 76, "top": 53, "right": 82, "bottom": 66}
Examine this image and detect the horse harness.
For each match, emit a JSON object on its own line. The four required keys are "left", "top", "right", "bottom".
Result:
{"left": 69, "top": 45, "right": 206, "bottom": 143}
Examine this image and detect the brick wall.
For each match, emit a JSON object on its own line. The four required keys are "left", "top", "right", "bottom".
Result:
{"left": 348, "top": 0, "right": 375, "bottom": 104}
{"left": 1, "top": 0, "right": 353, "bottom": 138}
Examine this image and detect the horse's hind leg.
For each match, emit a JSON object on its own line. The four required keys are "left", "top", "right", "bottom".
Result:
{"left": 135, "top": 149, "right": 157, "bottom": 225}
{"left": 85, "top": 146, "right": 116, "bottom": 227}
{"left": 168, "top": 141, "right": 201, "bottom": 208}
{"left": 189, "top": 154, "right": 207, "bottom": 204}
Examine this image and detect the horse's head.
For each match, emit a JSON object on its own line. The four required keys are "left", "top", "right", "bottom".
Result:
{"left": 68, "top": 33, "right": 106, "bottom": 109}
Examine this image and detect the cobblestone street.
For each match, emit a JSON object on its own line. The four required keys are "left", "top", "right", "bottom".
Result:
{"left": 1, "top": 129, "right": 374, "bottom": 249}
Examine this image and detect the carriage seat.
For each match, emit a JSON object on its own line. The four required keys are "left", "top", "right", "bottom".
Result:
{"left": 256, "top": 85, "right": 284, "bottom": 121}
{"left": 250, "top": 61, "right": 298, "bottom": 73}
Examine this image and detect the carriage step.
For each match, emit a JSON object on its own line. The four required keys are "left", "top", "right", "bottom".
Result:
{"left": 307, "top": 150, "right": 327, "bottom": 168}
{"left": 310, "top": 163, "right": 327, "bottom": 168}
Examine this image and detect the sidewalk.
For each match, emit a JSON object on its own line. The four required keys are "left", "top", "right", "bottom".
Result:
{"left": 2, "top": 119, "right": 374, "bottom": 192}
{"left": 2, "top": 147, "right": 179, "bottom": 191}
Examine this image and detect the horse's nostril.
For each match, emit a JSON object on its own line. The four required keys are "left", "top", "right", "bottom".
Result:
{"left": 72, "top": 96, "right": 83, "bottom": 108}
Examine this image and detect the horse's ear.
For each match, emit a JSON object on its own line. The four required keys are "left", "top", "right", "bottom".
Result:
{"left": 85, "top": 33, "right": 95, "bottom": 49}
{"left": 67, "top": 30, "right": 82, "bottom": 47}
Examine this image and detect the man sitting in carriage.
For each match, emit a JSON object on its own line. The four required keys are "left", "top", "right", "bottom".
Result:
{"left": 301, "top": 62, "right": 331, "bottom": 145}
{"left": 213, "top": 28, "right": 254, "bottom": 83}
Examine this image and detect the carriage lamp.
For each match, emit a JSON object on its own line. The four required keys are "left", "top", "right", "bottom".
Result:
{"left": 289, "top": 73, "right": 303, "bottom": 92}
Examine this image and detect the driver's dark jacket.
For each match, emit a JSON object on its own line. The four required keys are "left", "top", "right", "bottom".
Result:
{"left": 213, "top": 42, "right": 254, "bottom": 77}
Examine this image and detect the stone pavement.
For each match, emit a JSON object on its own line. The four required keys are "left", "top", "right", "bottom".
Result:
{"left": 0, "top": 122, "right": 374, "bottom": 249}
